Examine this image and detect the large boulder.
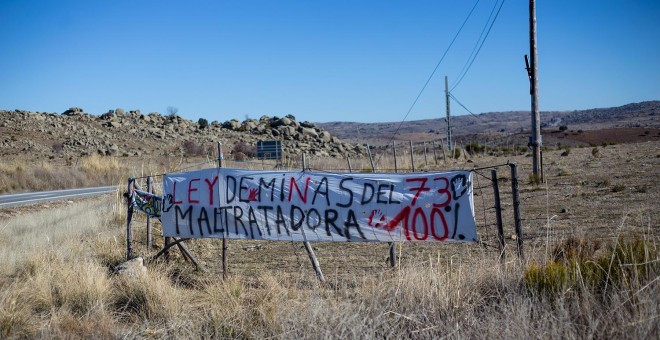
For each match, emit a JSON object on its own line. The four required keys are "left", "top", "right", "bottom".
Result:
{"left": 223, "top": 119, "right": 242, "bottom": 130}
{"left": 62, "top": 107, "right": 84, "bottom": 116}
{"left": 319, "top": 130, "right": 332, "bottom": 142}
{"left": 271, "top": 117, "right": 294, "bottom": 128}
{"left": 299, "top": 127, "right": 318, "bottom": 138}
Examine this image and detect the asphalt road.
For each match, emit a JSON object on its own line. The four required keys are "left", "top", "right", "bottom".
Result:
{"left": 0, "top": 186, "right": 117, "bottom": 208}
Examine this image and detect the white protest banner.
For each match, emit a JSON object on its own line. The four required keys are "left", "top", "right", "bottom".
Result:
{"left": 161, "top": 168, "right": 477, "bottom": 242}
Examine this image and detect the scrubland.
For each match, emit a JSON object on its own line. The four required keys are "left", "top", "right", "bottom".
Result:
{"left": 0, "top": 141, "right": 658, "bottom": 338}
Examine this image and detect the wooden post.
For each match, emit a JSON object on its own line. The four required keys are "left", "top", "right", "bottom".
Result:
{"left": 392, "top": 141, "right": 398, "bottom": 172}
{"left": 528, "top": 0, "right": 542, "bottom": 178}
{"left": 423, "top": 142, "right": 428, "bottom": 167}
{"left": 440, "top": 138, "right": 447, "bottom": 163}
{"left": 409, "top": 140, "right": 415, "bottom": 172}
{"left": 432, "top": 141, "right": 438, "bottom": 165}
{"left": 366, "top": 144, "right": 376, "bottom": 172}
{"left": 126, "top": 178, "right": 134, "bottom": 260}
{"left": 445, "top": 75, "right": 452, "bottom": 152}
{"left": 146, "top": 176, "right": 153, "bottom": 249}
{"left": 491, "top": 169, "right": 505, "bottom": 263}
{"left": 174, "top": 237, "right": 207, "bottom": 272}
{"left": 346, "top": 157, "right": 352, "bottom": 172}
{"left": 301, "top": 153, "right": 325, "bottom": 282}
{"left": 388, "top": 146, "right": 398, "bottom": 268}
{"left": 218, "top": 142, "right": 228, "bottom": 279}
{"left": 509, "top": 163, "right": 524, "bottom": 260}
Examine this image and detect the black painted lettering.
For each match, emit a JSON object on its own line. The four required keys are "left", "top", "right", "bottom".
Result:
{"left": 257, "top": 205, "right": 273, "bottom": 235}
{"left": 306, "top": 208, "right": 322, "bottom": 230}
{"left": 239, "top": 176, "right": 254, "bottom": 203}
{"left": 337, "top": 177, "right": 354, "bottom": 208}
{"left": 259, "top": 177, "right": 276, "bottom": 202}
{"left": 324, "top": 209, "right": 343, "bottom": 236}
{"left": 388, "top": 184, "right": 401, "bottom": 204}
{"left": 247, "top": 206, "right": 261, "bottom": 238}
{"left": 361, "top": 183, "right": 375, "bottom": 204}
{"left": 213, "top": 208, "right": 224, "bottom": 233}
{"left": 311, "top": 177, "right": 330, "bottom": 206}
{"left": 175, "top": 205, "right": 193, "bottom": 235}
{"left": 275, "top": 206, "right": 290, "bottom": 235}
{"left": 377, "top": 183, "right": 390, "bottom": 204}
{"left": 344, "top": 209, "right": 365, "bottom": 240}
{"left": 233, "top": 206, "right": 248, "bottom": 235}
{"left": 226, "top": 176, "right": 236, "bottom": 203}
{"left": 197, "top": 206, "right": 210, "bottom": 236}
{"left": 290, "top": 205, "right": 305, "bottom": 231}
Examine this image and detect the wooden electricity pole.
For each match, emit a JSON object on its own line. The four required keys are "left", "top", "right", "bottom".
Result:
{"left": 445, "top": 76, "right": 452, "bottom": 153}
{"left": 528, "top": 0, "right": 542, "bottom": 177}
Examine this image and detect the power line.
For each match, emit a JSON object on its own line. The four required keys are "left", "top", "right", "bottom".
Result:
{"left": 449, "top": 92, "right": 480, "bottom": 118}
{"left": 451, "top": 0, "right": 506, "bottom": 92}
{"left": 374, "top": 0, "right": 481, "bottom": 164}
{"left": 451, "top": 0, "right": 501, "bottom": 91}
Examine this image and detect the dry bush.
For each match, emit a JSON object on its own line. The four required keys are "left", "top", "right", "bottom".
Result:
{"left": 182, "top": 140, "right": 207, "bottom": 157}
{"left": 233, "top": 141, "right": 257, "bottom": 161}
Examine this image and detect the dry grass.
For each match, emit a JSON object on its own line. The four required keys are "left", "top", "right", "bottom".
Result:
{"left": 0, "top": 141, "right": 659, "bottom": 338}
{"left": 0, "top": 155, "right": 129, "bottom": 194}
{"left": 1, "top": 198, "right": 657, "bottom": 338}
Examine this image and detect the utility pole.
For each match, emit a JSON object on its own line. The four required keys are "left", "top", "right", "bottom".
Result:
{"left": 445, "top": 75, "right": 452, "bottom": 153}
{"left": 528, "top": 0, "right": 542, "bottom": 177}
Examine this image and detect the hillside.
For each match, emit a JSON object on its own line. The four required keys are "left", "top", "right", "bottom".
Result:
{"left": 318, "top": 101, "right": 660, "bottom": 145}
{"left": 0, "top": 108, "right": 365, "bottom": 163}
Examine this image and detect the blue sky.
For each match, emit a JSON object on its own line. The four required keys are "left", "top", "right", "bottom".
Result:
{"left": 1, "top": 0, "right": 658, "bottom": 123}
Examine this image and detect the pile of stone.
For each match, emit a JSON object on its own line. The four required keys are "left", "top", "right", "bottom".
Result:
{"left": 0, "top": 107, "right": 365, "bottom": 160}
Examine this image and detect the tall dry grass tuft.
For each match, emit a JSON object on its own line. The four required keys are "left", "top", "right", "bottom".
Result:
{"left": 0, "top": 155, "right": 129, "bottom": 194}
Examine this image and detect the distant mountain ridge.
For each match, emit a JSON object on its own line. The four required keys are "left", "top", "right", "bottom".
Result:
{"left": 318, "top": 101, "right": 660, "bottom": 143}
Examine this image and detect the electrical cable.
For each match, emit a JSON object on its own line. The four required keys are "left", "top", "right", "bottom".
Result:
{"left": 373, "top": 0, "right": 481, "bottom": 167}
{"left": 449, "top": 92, "right": 480, "bottom": 118}
{"left": 451, "top": 0, "right": 506, "bottom": 92}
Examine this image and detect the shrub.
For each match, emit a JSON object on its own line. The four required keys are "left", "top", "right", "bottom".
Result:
{"left": 528, "top": 173, "right": 542, "bottom": 185}
{"left": 182, "top": 140, "right": 206, "bottom": 157}
{"left": 197, "top": 118, "right": 209, "bottom": 129}
{"left": 524, "top": 236, "right": 658, "bottom": 297}
{"left": 465, "top": 143, "right": 485, "bottom": 155}
{"left": 591, "top": 147, "right": 600, "bottom": 158}
{"left": 453, "top": 148, "right": 461, "bottom": 159}
{"left": 232, "top": 142, "right": 256, "bottom": 161}
{"left": 560, "top": 147, "right": 571, "bottom": 157}
{"left": 559, "top": 125, "right": 568, "bottom": 131}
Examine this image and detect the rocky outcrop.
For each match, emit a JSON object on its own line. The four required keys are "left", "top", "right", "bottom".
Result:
{"left": 0, "top": 108, "right": 365, "bottom": 160}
